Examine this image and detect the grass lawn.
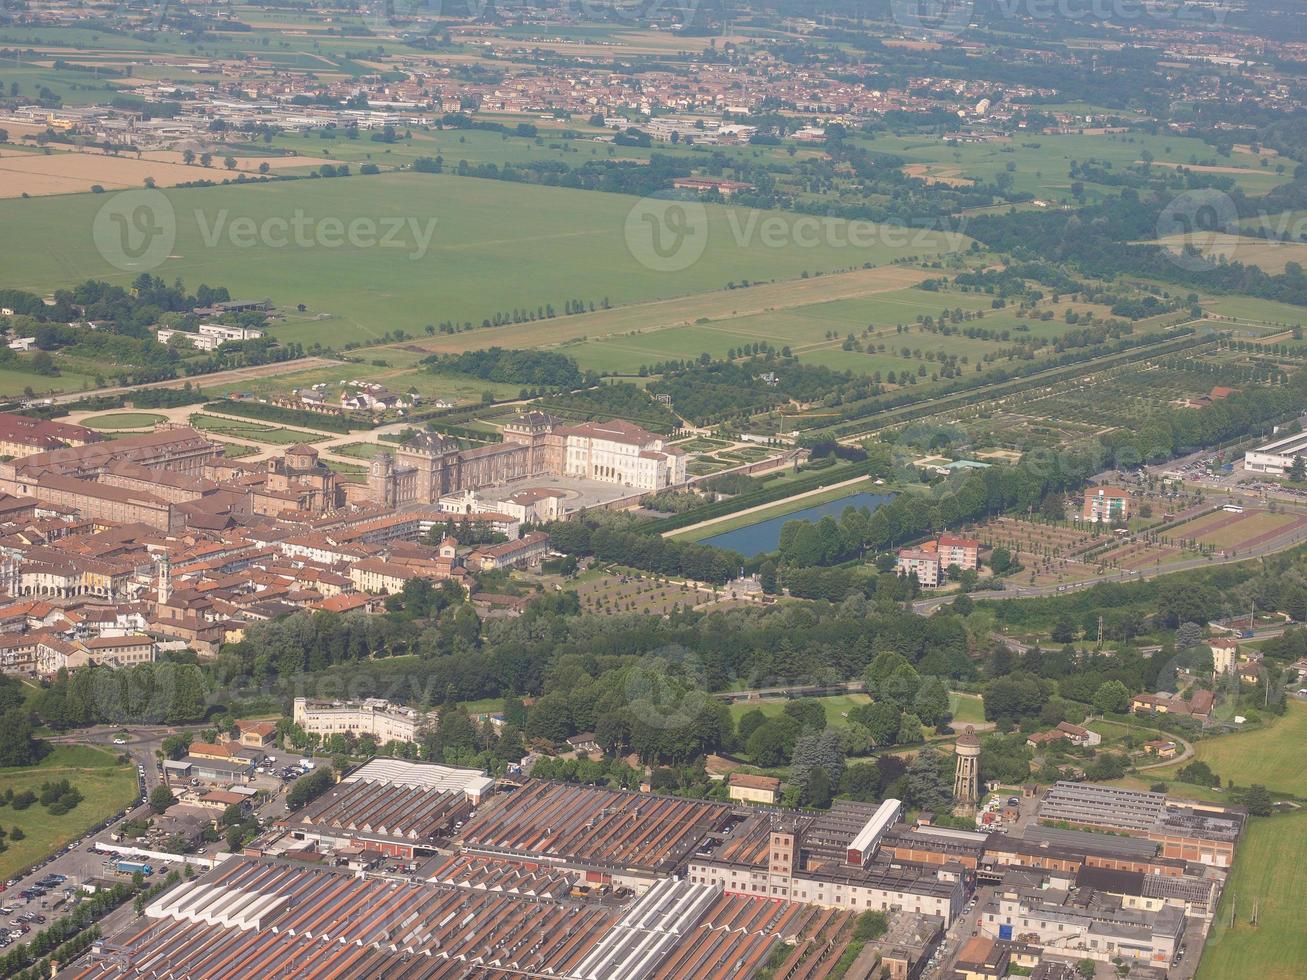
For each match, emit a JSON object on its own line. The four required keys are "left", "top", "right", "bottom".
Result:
{"left": 949, "top": 693, "right": 986, "bottom": 726}
{"left": 462, "top": 697, "right": 505, "bottom": 717}
{"left": 1146, "top": 701, "right": 1307, "bottom": 797}
{"left": 82, "top": 411, "right": 167, "bottom": 429}
{"left": 728, "top": 694, "right": 872, "bottom": 731}
{"left": 1197, "top": 809, "right": 1307, "bottom": 980}
{"left": 330, "top": 442, "right": 386, "bottom": 460}
{"left": 0, "top": 745, "right": 137, "bottom": 881}
{"left": 1107, "top": 776, "right": 1233, "bottom": 805}
{"left": 189, "top": 414, "right": 324, "bottom": 445}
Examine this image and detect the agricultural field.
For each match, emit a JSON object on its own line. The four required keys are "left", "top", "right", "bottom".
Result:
{"left": 209, "top": 355, "right": 524, "bottom": 407}
{"left": 555, "top": 283, "right": 1114, "bottom": 381}
{"left": 1149, "top": 233, "right": 1307, "bottom": 276}
{"left": 1197, "top": 808, "right": 1307, "bottom": 980}
{"left": 999, "top": 360, "right": 1223, "bottom": 432}
{"left": 0, "top": 172, "right": 967, "bottom": 350}
{"left": 386, "top": 265, "right": 939, "bottom": 361}
{"left": 0, "top": 146, "right": 314, "bottom": 198}
{"left": 853, "top": 129, "right": 1290, "bottom": 204}
{"left": 0, "top": 357, "right": 101, "bottom": 400}
{"left": 971, "top": 513, "right": 1198, "bottom": 585}
{"left": 1088, "top": 538, "right": 1187, "bottom": 571}
{"left": 1163, "top": 507, "right": 1307, "bottom": 554}
{"left": 0, "top": 745, "right": 138, "bottom": 882}
{"left": 1197, "top": 294, "right": 1307, "bottom": 330}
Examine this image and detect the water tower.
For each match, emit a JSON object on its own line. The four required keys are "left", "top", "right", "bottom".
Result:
{"left": 953, "top": 725, "right": 981, "bottom": 816}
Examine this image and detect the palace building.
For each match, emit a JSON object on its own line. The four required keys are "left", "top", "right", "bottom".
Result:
{"left": 367, "top": 412, "right": 685, "bottom": 506}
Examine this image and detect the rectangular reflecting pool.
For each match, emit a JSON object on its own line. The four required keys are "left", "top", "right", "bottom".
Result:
{"left": 699, "top": 491, "right": 894, "bottom": 557}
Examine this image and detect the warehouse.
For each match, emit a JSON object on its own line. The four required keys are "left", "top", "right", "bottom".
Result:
{"left": 455, "top": 780, "right": 736, "bottom": 891}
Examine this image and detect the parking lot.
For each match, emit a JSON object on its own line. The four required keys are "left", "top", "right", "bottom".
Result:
{"left": 0, "top": 728, "right": 331, "bottom": 939}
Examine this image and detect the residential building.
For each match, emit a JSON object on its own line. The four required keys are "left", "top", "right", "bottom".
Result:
{"left": 897, "top": 544, "right": 941, "bottom": 587}
{"left": 466, "top": 531, "right": 550, "bottom": 572}
{"left": 938, "top": 534, "right": 980, "bottom": 571}
{"left": 728, "top": 773, "right": 781, "bottom": 805}
{"left": 236, "top": 719, "right": 278, "bottom": 748}
{"left": 1210, "top": 640, "right": 1237, "bottom": 675}
{"left": 1082, "top": 486, "right": 1132, "bottom": 524}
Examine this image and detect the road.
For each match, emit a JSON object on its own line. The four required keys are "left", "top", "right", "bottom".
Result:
{"left": 0, "top": 726, "right": 323, "bottom": 946}
{"left": 923, "top": 886, "right": 985, "bottom": 980}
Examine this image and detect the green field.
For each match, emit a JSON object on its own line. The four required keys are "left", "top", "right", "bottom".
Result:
{"left": 855, "top": 130, "right": 1290, "bottom": 204}
{"left": 82, "top": 412, "right": 167, "bottom": 429}
{"left": 0, "top": 745, "right": 137, "bottom": 881}
{"left": 1149, "top": 701, "right": 1307, "bottom": 797}
{"left": 949, "top": 693, "right": 986, "bottom": 727}
{"left": 330, "top": 442, "right": 386, "bottom": 460}
{"left": 1197, "top": 809, "right": 1307, "bottom": 980}
{"left": 189, "top": 414, "right": 324, "bottom": 445}
{"left": 1199, "top": 293, "right": 1307, "bottom": 328}
{"left": 727, "top": 694, "right": 872, "bottom": 731}
{"left": 207, "top": 358, "right": 523, "bottom": 407}
{"left": 0, "top": 172, "right": 966, "bottom": 350}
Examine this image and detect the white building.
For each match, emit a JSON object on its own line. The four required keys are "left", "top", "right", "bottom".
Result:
{"left": 439, "top": 487, "right": 567, "bottom": 524}
{"left": 156, "top": 323, "right": 264, "bottom": 352}
{"left": 559, "top": 420, "right": 686, "bottom": 491}
{"left": 293, "top": 697, "right": 429, "bottom": 744}
{"left": 1244, "top": 429, "right": 1307, "bottom": 475}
